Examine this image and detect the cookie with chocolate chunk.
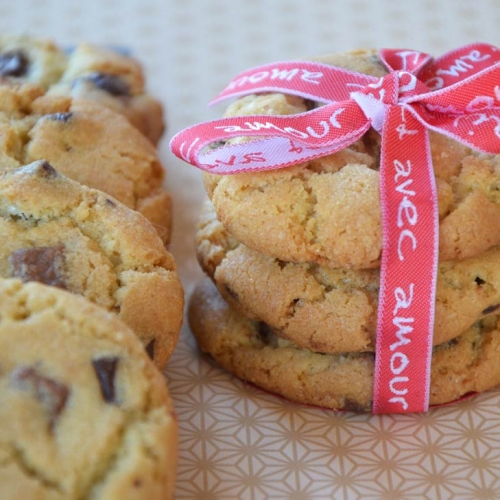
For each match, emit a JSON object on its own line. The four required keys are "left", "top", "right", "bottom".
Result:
{"left": 189, "top": 278, "right": 500, "bottom": 411}
{"left": 196, "top": 200, "right": 500, "bottom": 352}
{"left": 205, "top": 49, "right": 500, "bottom": 269}
{"left": 48, "top": 42, "right": 165, "bottom": 144}
{"left": 0, "top": 35, "right": 164, "bottom": 144}
{"left": 0, "top": 34, "right": 66, "bottom": 89}
{"left": 0, "top": 91, "right": 171, "bottom": 244}
{"left": 0, "top": 161, "right": 183, "bottom": 368}
{"left": 0, "top": 278, "right": 177, "bottom": 499}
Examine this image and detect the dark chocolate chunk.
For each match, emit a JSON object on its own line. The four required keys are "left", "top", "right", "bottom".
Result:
{"left": 256, "top": 322, "right": 282, "bottom": 347}
{"left": 209, "top": 140, "right": 227, "bottom": 150}
{"left": 11, "top": 366, "right": 69, "bottom": 426}
{"left": 304, "top": 99, "right": 317, "bottom": 111}
{"left": 87, "top": 72, "right": 130, "bottom": 96}
{"left": 343, "top": 398, "right": 370, "bottom": 413}
{"left": 446, "top": 337, "right": 459, "bottom": 348}
{"left": 46, "top": 112, "right": 72, "bottom": 122}
{"left": 92, "top": 357, "right": 119, "bottom": 404}
{"left": 145, "top": 339, "right": 155, "bottom": 359}
{"left": 276, "top": 259, "right": 287, "bottom": 270}
{"left": 475, "top": 276, "right": 486, "bottom": 286}
{"left": 28, "top": 160, "right": 58, "bottom": 179}
{"left": 9, "top": 245, "right": 67, "bottom": 289}
{"left": 0, "top": 50, "right": 29, "bottom": 77}
{"left": 482, "top": 304, "right": 500, "bottom": 315}
{"left": 223, "top": 284, "right": 239, "bottom": 301}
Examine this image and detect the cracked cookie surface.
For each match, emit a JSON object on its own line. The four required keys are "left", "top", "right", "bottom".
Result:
{"left": 189, "top": 278, "right": 500, "bottom": 411}
{"left": 204, "top": 49, "right": 500, "bottom": 269}
{"left": 197, "top": 200, "right": 500, "bottom": 352}
{"left": 0, "top": 88, "right": 171, "bottom": 244}
{"left": 0, "top": 161, "right": 183, "bottom": 369}
{"left": 0, "top": 278, "right": 177, "bottom": 500}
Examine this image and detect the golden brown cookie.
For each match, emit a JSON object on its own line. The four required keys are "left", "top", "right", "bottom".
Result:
{"left": 0, "top": 90, "right": 171, "bottom": 244}
{"left": 196, "top": 200, "right": 500, "bottom": 352}
{"left": 0, "top": 34, "right": 164, "bottom": 144}
{"left": 48, "top": 43, "right": 165, "bottom": 145}
{"left": 0, "top": 34, "right": 66, "bottom": 89}
{"left": 204, "top": 49, "right": 500, "bottom": 269}
{"left": 0, "top": 160, "right": 183, "bottom": 369}
{"left": 189, "top": 278, "right": 500, "bottom": 412}
{"left": 0, "top": 278, "right": 177, "bottom": 499}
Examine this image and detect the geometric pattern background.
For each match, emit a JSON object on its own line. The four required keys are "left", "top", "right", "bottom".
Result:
{"left": 4, "top": 0, "right": 500, "bottom": 498}
{"left": 169, "top": 331, "right": 500, "bottom": 499}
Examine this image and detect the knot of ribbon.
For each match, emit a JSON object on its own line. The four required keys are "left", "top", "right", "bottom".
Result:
{"left": 171, "top": 44, "right": 500, "bottom": 413}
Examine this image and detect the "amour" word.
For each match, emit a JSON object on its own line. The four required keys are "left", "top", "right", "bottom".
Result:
{"left": 388, "top": 284, "right": 415, "bottom": 410}
{"left": 215, "top": 107, "right": 346, "bottom": 140}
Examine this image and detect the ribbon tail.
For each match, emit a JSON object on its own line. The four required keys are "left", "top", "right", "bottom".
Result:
{"left": 419, "top": 43, "right": 500, "bottom": 90}
{"left": 373, "top": 106, "right": 438, "bottom": 414}
{"left": 407, "top": 104, "right": 500, "bottom": 154}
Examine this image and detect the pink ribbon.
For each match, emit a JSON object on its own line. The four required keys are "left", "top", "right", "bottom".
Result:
{"left": 171, "top": 44, "right": 500, "bottom": 413}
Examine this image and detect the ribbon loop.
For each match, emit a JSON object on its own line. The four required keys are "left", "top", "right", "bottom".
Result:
{"left": 379, "top": 48, "right": 433, "bottom": 74}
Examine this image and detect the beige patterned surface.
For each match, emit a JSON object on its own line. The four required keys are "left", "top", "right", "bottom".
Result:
{"left": 3, "top": 0, "right": 500, "bottom": 498}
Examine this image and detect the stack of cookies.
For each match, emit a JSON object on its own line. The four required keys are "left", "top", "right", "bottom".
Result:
{"left": 189, "top": 49, "right": 500, "bottom": 412}
{"left": 0, "top": 35, "right": 183, "bottom": 498}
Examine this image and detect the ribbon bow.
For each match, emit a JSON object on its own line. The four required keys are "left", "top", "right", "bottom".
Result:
{"left": 171, "top": 44, "right": 500, "bottom": 413}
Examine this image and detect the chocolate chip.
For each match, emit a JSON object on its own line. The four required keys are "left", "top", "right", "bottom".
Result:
{"left": 257, "top": 322, "right": 281, "bottom": 347}
{"left": 276, "top": 259, "right": 287, "bottom": 270}
{"left": 10, "top": 246, "right": 67, "bottom": 289}
{"left": 208, "top": 140, "right": 227, "bottom": 150}
{"left": 92, "top": 357, "right": 119, "bottom": 404}
{"left": 304, "top": 99, "right": 317, "bottom": 111}
{"left": 39, "top": 160, "right": 58, "bottom": 177}
{"left": 0, "top": 50, "right": 29, "bottom": 77}
{"left": 46, "top": 112, "right": 72, "bottom": 122}
{"left": 87, "top": 72, "right": 130, "bottom": 96}
{"left": 475, "top": 276, "right": 486, "bottom": 286}
{"left": 343, "top": 398, "right": 369, "bottom": 413}
{"left": 224, "top": 284, "right": 239, "bottom": 301}
{"left": 482, "top": 304, "right": 500, "bottom": 315}
{"left": 145, "top": 339, "right": 155, "bottom": 360}
{"left": 11, "top": 366, "right": 69, "bottom": 427}
{"left": 26, "top": 160, "right": 58, "bottom": 179}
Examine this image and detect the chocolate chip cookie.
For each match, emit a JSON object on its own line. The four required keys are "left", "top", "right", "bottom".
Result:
{"left": 196, "top": 200, "right": 500, "bottom": 352}
{"left": 0, "top": 34, "right": 66, "bottom": 89}
{"left": 205, "top": 49, "right": 500, "bottom": 269}
{"left": 0, "top": 160, "right": 183, "bottom": 369}
{"left": 0, "top": 89, "right": 171, "bottom": 244}
{"left": 0, "top": 277, "right": 177, "bottom": 499}
{"left": 48, "top": 42, "right": 165, "bottom": 145}
{"left": 0, "top": 34, "right": 164, "bottom": 144}
{"left": 189, "top": 278, "right": 500, "bottom": 411}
